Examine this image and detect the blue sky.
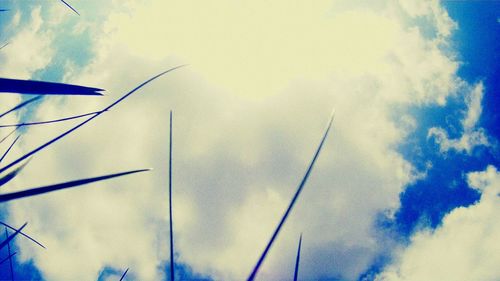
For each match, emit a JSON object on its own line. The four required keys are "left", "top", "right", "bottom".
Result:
{"left": 1, "top": 1, "right": 499, "bottom": 280}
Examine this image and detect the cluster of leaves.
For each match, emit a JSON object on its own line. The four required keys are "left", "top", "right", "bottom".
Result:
{"left": 1, "top": 2, "right": 336, "bottom": 280}
{"left": 0, "top": 50, "right": 182, "bottom": 280}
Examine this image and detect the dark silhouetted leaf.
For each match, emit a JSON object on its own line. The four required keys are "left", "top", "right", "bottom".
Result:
{"left": 169, "top": 111, "right": 175, "bottom": 281}
{"left": 293, "top": 234, "right": 302, "bottom": 281}
{"left": 0, "top": 222, "right": 26, "bottom": 251}
{"left": 0, "top": 78, "right": 103, "bottom": 96}
{"left": 0, "top": 221, "right": 45, "bottom": 249}
{"left": 0, "top": 96, "right": 42, "bottom": 120}
{"left": 0, "top": 160, "right": 29, "bottom": 188}
{"left": 0, "top": 128, "right": 16, "bottom": 145}
{"left": 119, "top": 268, "right": 129, "bottom": 281}
{"left": 0, "top": 168, "right": 151, "bottom": 203}
{"left": 4, "top": 227, "right": 14, "bottom": 280}
{"left": 247, "top": 110, "right": 335, "bottom": 281}
{"left": 0, "top": 252, "right": 16, "bottom": 266}
{"left": 60, "top": 0, "right": 79, "bottom": 15}
{"left": 0, "top": 135, "right": 19, "bottom": 163}
{"left": 0, "top": 65, "right": 186, "bottom": 175}
{"left": 0, "top": 111, "right": 100, "bottom": 128}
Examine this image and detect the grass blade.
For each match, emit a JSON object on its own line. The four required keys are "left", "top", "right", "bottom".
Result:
{"left": 293, "top": 234, "right": 302, "bottom": 281}
{"left": 0, "top": 252, "right": 16, "bottom": 266}
{"left": 0, "top": 222, "right": 26, "bottom": 251}
{"left": 0, "top": 128, "right": 17, "bottom": 145}
{"left": 0, "top": 221, "right": 45, "bottom": 249}
{"left": 0, "top": 168, "right": 151, "bottom": 203}
{"left": 0, "top": 42, "right": 8, "bottom": 51}
{"left": 169, "top": 111, "right": 175, "bottom": 281}
{"left": 247, "top": 110, "right": 335, "bottom": 281}
{"left": 0, "top": 78, "right": 103, "bottom": 96}
{"left": 0, "top": 111, "right": 100, "bottom": 128}
{"left": 0, "top": 135, "right": 20, "bottom": 163}
{"left": 0, "top": 65, "right": 186, "bottom": 175}
{"left": 5, "top": 228, "right": 14, "bottom": 281}
{"left": 0, "top": 160, "right": 29, "bottom": 188}
{"left": 119, "top": 268, "right": 129, "bottom": 281}
{"left": 59, "top": 0, "right": 80, "bottom": 16}
{"left": 0, "top": 96, "right": 42, "bottom": 120}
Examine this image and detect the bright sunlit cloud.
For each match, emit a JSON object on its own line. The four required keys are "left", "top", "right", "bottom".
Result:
{"left": 1, "top": 0, "right": 497, "bottom": 280}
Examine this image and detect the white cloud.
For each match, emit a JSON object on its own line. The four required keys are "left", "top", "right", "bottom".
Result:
{"left": 0, "top": 7, "right": 54, "bottom": 79}
{"left": 428, "top": 82, "right": 489, "bottom": 154}
{"left": 376, "top": 165, "right": 500, "bottom": 281}
{"left": 0, "top": 6, "right": 56, "bottom": 162}
{"left": 3, "top": 0, "right": 472, "bottom": 280}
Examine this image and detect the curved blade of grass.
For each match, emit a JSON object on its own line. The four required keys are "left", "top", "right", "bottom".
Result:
{"left": 0, "top": 42, "right": 8, "bottom": 51}
{"left": 247, "top": 110, "right": 335, "bottom": 281}
{"left": 0, "top": 135, "right": 20, "bottom": 163}
{"left": 293, "top": 234, "right": 302, "bottom": 281}
{"left": 0, "top": 65, "right": 186, "bottom": 175}
{"left": 119, "top": 268, "right": 129, "bottom": 281}
{"left": 0, "top": 128, "right": 17, "bottom": 145}
{"left": 0, "top": 111, "right": 100, "bottom": 128}
{"left": 0, "top": 168, "right": 151, "bottom": 203}
{"left": 0, "top": 252, "right": 16, "bottom": 266}
{"left": 0, "top": 160, "right": 29, "bottom": 188}
{"left": 0, "top": 96, "right": 42, "bottom": 119}
{"left": 169, "top": 111, "right": 175, "bottom": 281}
{"left": 0, "top": 78, "right": 103, "bottom": 96}
{"left": 0, "top": 222, "right": 26, "bottom": 251}
{"left": 0, "top": 221, "right": 45, "bottom": 249}
{"left": 60, "top": 0, "right": 80, "bottom": 16}
{"left": 5, "top": 228, "right": 14, "bottom": 281}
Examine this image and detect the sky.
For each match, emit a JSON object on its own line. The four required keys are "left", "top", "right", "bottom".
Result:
{"left": 0, "top": 0, "right": 499, "bottom": 280}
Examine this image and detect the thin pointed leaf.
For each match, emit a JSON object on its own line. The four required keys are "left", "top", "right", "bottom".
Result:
{"left": 0, "top": 128, "right": 17, "bottom": 145}
{"left": 293, "top": 234, "right": 302, "bottom": 281}
{"left": 0, "top": 96, "right": 42, "bottom": 119}
{"left": 59, "top": 0, "right": 80, "bottom": 15}
{"left": 0, "top": 252, "right": 16, "bottom": 266}
{"left": 0, "top": 221, "right": 45, "bottom": 249}
{"left": 5, "top": 228, "right": 14, "bottom": 281}
{"left": 0, "top": 168, "right": 151, "bottom": 203}
{"left": 0, "top": 160, "right": 29, "bottom": 188}
{"left": 0, "top": 65, "right": 186, "bottom": 175}
{"left": 0, "top": 135, "right": 20, "bottom": 163}
{"left": 0, "top": 111, "right": 100, "bottom": 128}
{"left": 0, "top": 42, "right": 8, "bottom": 51}
{"left": 0, "top": 78, "right": 103, "bottom": 96}
{"left": 0, "top": 222, "right": 27, "bottom": 251}
{"left": 247, "top": 110, "right": 335, "bottom": 281}
{"left": 169, "top": 110, "right": 175, "bottom": 281}
{"left": 119, "top": 268, "right": 129, "bottom": 281}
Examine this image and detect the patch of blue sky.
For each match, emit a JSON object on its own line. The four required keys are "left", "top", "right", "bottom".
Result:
{"left": 392, "top": 0, "right": 500, "bottom": 235}
{"left": 0, "top": 205, "right": 43, "bottom": 279}
{"left": 2, "top": 1, "right": 100, "bottom": 124}
{"left": 161, "top": 260, "right": 214, "bottom": 281}
{"left": 32, "top": 18, "right": 94, "bottom": 82}
{"left": 361, "top": 2, "right": 500, "bottom": 279}
{"left": 2, "top": 0, "right": 109, "bottom": 82}
{"left": 443, "top": 1, "right": 500, "bottom": 144}
{"left": 376, "top": 0, "right": 500, "bottom": 238}
{"left": 0, "top": 2, "right": 101, "bottom": 279}
{"left": 0, "top": 233, "right": 43, "bottom": 280}
{"left": 97, "top": 266, "right": 131, "bottom": 281}
{"left": 31, "top": 2, "right": 117, "bottom": 81}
